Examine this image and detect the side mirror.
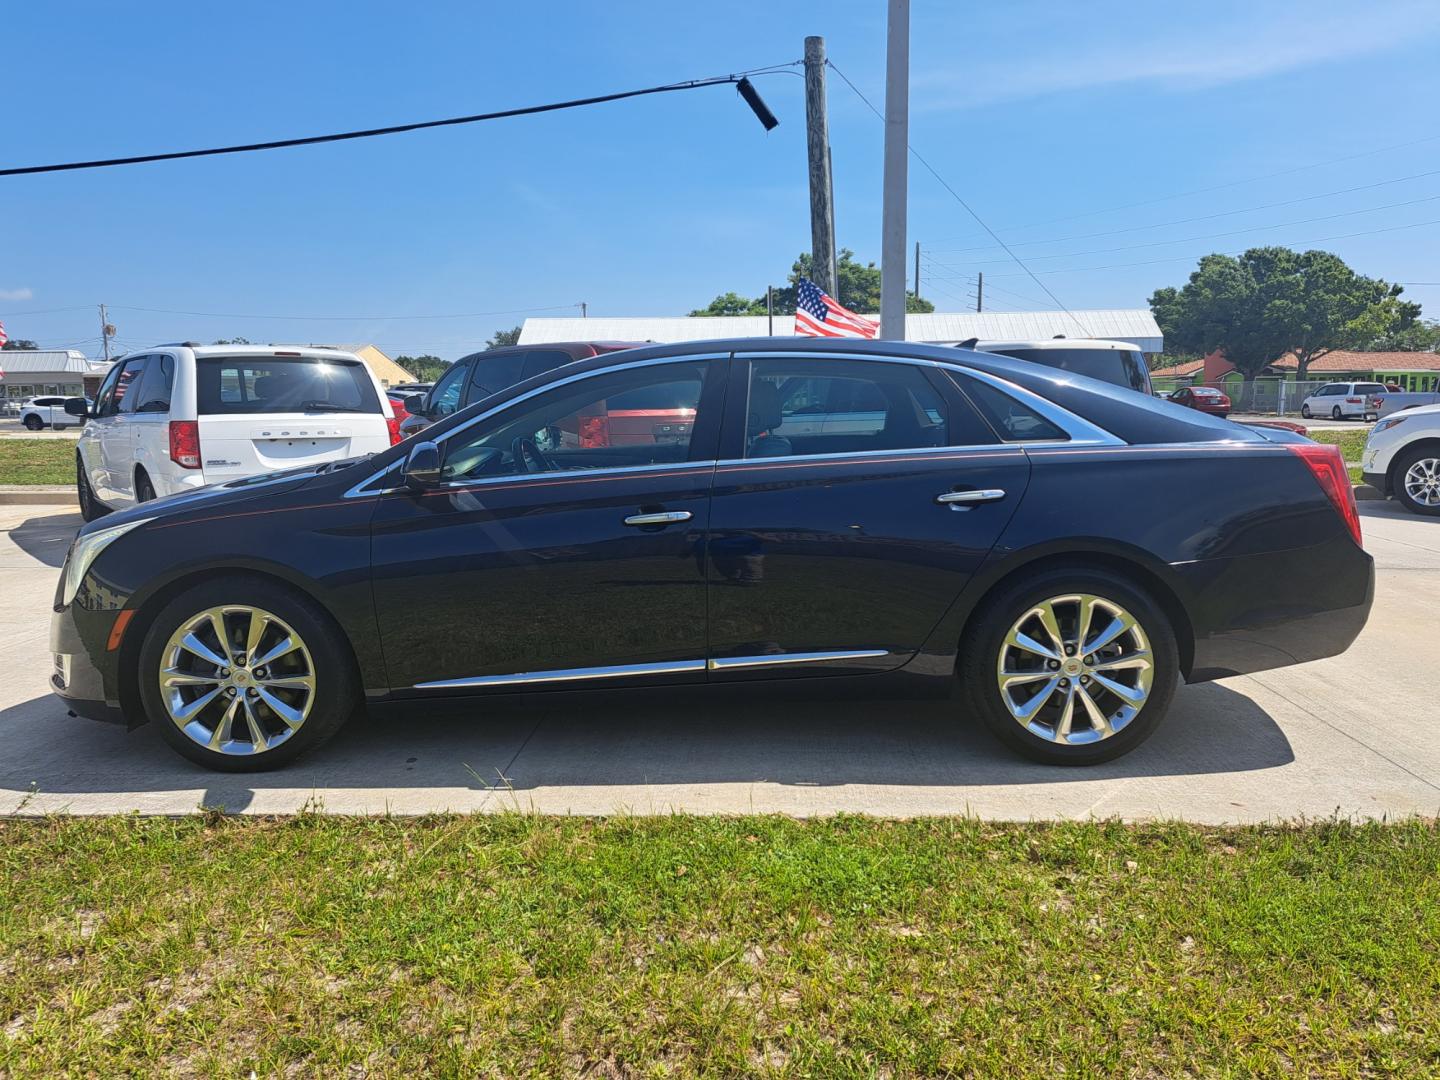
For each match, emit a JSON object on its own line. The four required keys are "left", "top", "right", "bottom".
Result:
{"left": 63, "top": 397, "right": 90, "bottom": 417}
{"left": 403, "top": 440, "right": 444, "bottom": 489}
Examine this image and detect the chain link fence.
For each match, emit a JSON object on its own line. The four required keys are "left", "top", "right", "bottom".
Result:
{"left": 1152, "top": 377, "right": 1336, "bottom": 416}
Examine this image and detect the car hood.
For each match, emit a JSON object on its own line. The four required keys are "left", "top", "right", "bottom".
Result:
{"left": 77, "top": 459, "right": 369, "bottom": 537}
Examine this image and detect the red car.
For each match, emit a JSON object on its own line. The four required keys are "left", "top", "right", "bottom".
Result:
{"left": 1168, "top": 385, "right": 1231, "bottom": 418}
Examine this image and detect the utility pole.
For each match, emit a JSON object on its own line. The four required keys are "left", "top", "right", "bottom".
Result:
{"left": 766, "top": 285, "right": 775, "bottom": 336}
{"left": 98, "top": 304, "right": 113, "bottom": 362}
{"left": 975, "top": 272, "right": 983, "bottom": 313}
{"left": 878, "top": 0, "right": 910, "bottom": 340}
{"left": 913, "top": 242, "right": 921, "bottom": 303}
{"left": 580, "top": 301, "right": 587, "bottom": 318}
{"left": 804, "top": 36, "right": 837, "bottom": 297}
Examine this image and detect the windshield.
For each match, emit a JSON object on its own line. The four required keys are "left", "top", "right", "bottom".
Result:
{"left": 196, "top": 356, "right": 381, "bottom": 415}
{"left": 987, "top": 347, "right": 1151, "bottom": 393}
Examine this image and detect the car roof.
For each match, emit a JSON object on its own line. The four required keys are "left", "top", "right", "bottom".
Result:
{"left": 414, "top": 336, "right": 1260, "bottom": 448}
{"left": 970, "top": 338, "right": 1142, "bottom": 352}
{"left": 467, "top": 341, "right": 647, "bottom": 361}
{"left": 183, "top": 345, "right": 364, "bottom": 360}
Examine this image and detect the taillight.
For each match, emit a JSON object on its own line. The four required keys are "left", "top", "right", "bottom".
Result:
{"left": 168, "top": 420, "right": 201, "bottom": 469}
{"left": 386, "top": 416, "right": 403, "bottom": 446}
{"left": 1286, "top": 443, "right": 1361, "bottom": 546}
{"left": 1346, "top": 397, "right": 1362, "bottom": 404}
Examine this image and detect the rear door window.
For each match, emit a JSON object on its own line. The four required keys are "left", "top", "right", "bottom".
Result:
{"left": 468, "top": 352, "right": 527, "bottom": 399}
{"left": 196, "top": 356, "right": 381, "bottom": 415}
{"left": 954, "top": 374, "right": 1069, "bottom": 442}
{"left": 1355, "top": 383, "right": 1385, "bottom": 396}
{"left": 521, "top": 349, "right": 579, "bottom": 381}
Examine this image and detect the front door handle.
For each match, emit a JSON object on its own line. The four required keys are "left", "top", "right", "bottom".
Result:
{"left": 936, "top": 488, "right": 1006, "bottom": 506}
{"left": 623, "top": 510, "right": 693, "bottom": 527}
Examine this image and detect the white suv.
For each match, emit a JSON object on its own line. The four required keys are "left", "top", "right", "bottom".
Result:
{"left": 74, "top": 345, "right": 399, "bottom": 521}
{"left": 1361, "top": 404, "right": 1440, "bottom": 515}
{"left": 1300, "top": 381, "right": 1384, "bottom": 421}
{"left": 19, "top": 396, "right": 86, "bottom": 431}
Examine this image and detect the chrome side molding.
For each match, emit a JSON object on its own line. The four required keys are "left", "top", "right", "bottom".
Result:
{"left": 708, "top": 649, "right": 890, "bottom": 671}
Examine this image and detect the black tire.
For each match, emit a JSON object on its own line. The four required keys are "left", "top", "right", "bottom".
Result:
{"left": 1301, "top": 404, "right": 1312, "bottom": 419}
{"left": 958, "top": 566, "right": 1180, "bottom": 766}
{"left": 1392, "top": 444, "right": 1440, "bottom": 517}
{"left": 138, "top": 576, "right": 360, "bottom": 771}
{"left": 23, "top": 414, "right": 44, "bottom": 431}
{"left": 134, "top": 470, "right": 156, "bottom": 503}
{"left": 1332, "top": 406, "right": 1343, "bottom": 421}
{"left": 76, "top": 456, "right": 109, "bottom": 523}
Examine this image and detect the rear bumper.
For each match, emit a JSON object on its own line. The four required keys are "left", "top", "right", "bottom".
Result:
{"left": 1177, "top": 540, "right": 1374, "bottom": 682}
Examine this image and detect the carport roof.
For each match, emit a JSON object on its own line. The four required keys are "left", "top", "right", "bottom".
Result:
{"left": 0, "top": 350, "right": 109, "bottom": 375}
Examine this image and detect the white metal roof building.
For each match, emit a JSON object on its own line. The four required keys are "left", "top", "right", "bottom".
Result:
{"left": 0, "top": 350, "right": 113, "bottom": 401}
{"left": 518, "top": 309, "right": 1163, "bottom": 353}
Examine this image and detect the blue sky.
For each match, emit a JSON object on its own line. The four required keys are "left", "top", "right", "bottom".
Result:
{"left": 5, "top": 0, "right": 1440, "bottom": 361}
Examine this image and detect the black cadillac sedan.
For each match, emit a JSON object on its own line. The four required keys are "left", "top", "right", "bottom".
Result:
{"left": 51, "top": 339, "right": 1373, "bottom": 771}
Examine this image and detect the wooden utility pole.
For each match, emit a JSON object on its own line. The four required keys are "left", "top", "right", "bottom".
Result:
{"left": 913, "top": 242, "right": 920, "bottom": 303}
{"left": 766, "top": 285, "right": 775, "bottom": 336}
{"left": 878, "top": 0, "right": 910, "bottom": 340}
{"left": 804, "top": 36, "right": 837, "bottom": 297}
{"left": 975, "top": 272, "right": 983, "bottom": 313}
{"left": 98, "top": 304, "right": 113, "bottom": 362}
{"left": 580, "top": 301, "right": 587, "bottom": 318}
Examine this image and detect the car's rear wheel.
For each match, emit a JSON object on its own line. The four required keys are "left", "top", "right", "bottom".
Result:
{"left": 959, "top": 567, "right": 1179, "bottom": 765}
{"left": 134, "top": 470, "right": 156, "bottom": 503}
{"left": 138, "top": 577, "right": 359, "bottom": 771}
{"left": 1394, "top": 445, "right": 1440, "bottom": 516}
{"left": 23, "top": 414, "right": 44, "bottom": 431}
{"left": 76, "top": 457, "right": 108, "bottom": 523}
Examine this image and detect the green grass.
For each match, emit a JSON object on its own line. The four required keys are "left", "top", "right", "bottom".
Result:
{"left": 0, "top": 439, "right": 72, "bottom": 485}
{"left": 1308, "top": 427, "right": 1369, "bottom": 464}
{"left": 2, "top": 815, "right": 1438, "bottom": 1076}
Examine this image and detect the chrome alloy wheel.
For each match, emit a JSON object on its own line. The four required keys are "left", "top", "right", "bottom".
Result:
{"left": 1403, "top": 457, "right": 1440, "bottom": 507}
{"left": 996, "top": 594, "right": 1155, "bottom": 745}
{"left": 159, "top": 605, "right": 316, "bottom": 755}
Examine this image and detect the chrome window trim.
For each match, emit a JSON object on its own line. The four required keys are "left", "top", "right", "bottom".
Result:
{"left": 414, "top": 659, "right": 706, "bottom": 689}
{"left": 708, "top": 649, "right": 890, "bottom": 671}
{"left": 345, "top": 348, "right": 1125, "bottom": 499}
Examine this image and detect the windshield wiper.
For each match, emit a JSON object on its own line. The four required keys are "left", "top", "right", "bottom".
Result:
{"left": 296, "top": 401, "right": 365, "bottom": 412}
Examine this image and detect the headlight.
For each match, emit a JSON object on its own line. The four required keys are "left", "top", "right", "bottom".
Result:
{"left": 1370, "top": 416, "right": 1408, "bottom": 437}
{"left": 61, "top": 518, "right": 153, "bottom": 606}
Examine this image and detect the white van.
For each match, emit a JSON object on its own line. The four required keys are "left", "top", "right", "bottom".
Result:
{"left": 73, "top": 345, "right": 399, "bottom": 521}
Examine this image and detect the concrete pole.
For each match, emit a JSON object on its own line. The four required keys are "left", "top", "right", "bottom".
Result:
{"left": 878, "top": 0, "right": 910, "bottom": 340}
{"left": 804, "top": 36, "right": 837, "bottom": 297}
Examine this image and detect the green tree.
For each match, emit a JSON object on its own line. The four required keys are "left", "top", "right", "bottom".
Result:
{"left": 486, "top": 325, "right": 522, "bottom": 349}
{"left": 1, "top": 339, "right": 39, "bottom": 350}
{"left": 394, "top": 354, "right": 449, "bottom": 381}
{"left": 1356, "top": 317, "right": 1440, "bottom": 352}
{"left": 1150, "top": 247, "right": 1418, "bottom": 382}
{"left": 211, "top": 337, "right": 253, "bottom": 345}
{"left": 690, "top": 249, "right": 934, "bottom": 318}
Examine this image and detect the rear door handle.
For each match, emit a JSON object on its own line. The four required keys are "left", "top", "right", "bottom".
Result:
{"left": 936, "top": 488, "right": 1006, "bottom": 506}
{"left": 623, "top": 511, "right": 693, "bottom": 527}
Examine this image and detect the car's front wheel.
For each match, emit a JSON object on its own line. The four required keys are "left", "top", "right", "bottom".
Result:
{"left": 1301, "top": 404, "right": 1312, "bottom": 419}
{"left": 23, "top": 414, "right": 44, "bottom": 431}
{"left": 1332, "top": 406, "right": 1344, "bottom": 421}
{"left": 1394, "top": 445, "right": 1440, "bottom": 516}
{"left": 138, "top": 577, "right": 359, "bottom": 771}
{"left": 959, "top": 567, "right": 1179, "bottom": 765}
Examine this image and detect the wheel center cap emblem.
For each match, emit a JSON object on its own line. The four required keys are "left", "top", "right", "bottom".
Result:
{"left": 1063, "top": 659, "right": 1083, "bottom": 676}
{"left": 233, "top": 670, "right": 249, "bottom": 685}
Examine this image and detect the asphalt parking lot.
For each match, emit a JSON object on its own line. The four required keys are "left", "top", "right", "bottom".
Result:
{"left": 1, "top": 501, "right": 1436, "bottom": 820}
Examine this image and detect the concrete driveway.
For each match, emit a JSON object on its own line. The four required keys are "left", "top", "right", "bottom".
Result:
{"left": 1, "top": 501, "right": 1436, "bottom": 821}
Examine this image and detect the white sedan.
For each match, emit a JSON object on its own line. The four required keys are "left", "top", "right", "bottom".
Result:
{"left": 18, "top": 396, "right": 87, "bottom": 431}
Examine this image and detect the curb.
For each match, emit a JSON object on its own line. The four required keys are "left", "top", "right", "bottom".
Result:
{"left": 0, "top": 487, "right": 76, "bottom": 506}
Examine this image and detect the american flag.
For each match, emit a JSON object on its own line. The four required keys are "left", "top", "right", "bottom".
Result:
{"left": 0, "top": 321, "right": 7, "bottom": 348}
{"left": 793, "top": 278, "right": 878, "bottom": 339}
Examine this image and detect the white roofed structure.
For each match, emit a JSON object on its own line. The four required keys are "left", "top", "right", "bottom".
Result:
{"left": 518, "top": 309, "right": 1163, "bottom": 353}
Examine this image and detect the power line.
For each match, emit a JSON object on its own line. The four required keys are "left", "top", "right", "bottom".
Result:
{"left": 959, "top": 191, "right": 1440, "bottom": 267}
{"left": 0, "top": 63, "right": 800, "bottom": 177}
{"left": 987, "top": 214, "right": 1440, "bottom": 278}
{"left": 926, "top": 167, "right": 1440, "bottom": 254}
{"left": 108, "top": 302, "right": 585, "bottom": 321}
{"left": 825, "top": 59, "right": 1091, "bottom": 337}
{"left": 925, "top": 131, "right": 1440, "bottom": 244}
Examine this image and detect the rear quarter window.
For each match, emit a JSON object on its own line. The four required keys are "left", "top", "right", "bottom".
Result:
{"left": 196, "top": 356, "right": 381, "bottom": 415}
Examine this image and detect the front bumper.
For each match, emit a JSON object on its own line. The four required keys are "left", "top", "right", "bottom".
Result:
{"left": 50, "top": 600, "right": 129, "bottom": 725}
